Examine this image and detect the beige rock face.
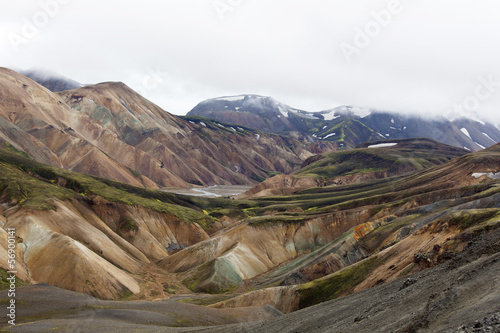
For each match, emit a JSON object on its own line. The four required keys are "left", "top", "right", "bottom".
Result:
{"left": 159, "top": 207, "right": 371, "bottom": 293}
{"left": 208, "top": 220, "right": 466, "bottom": 314}
{"left": 0, "top": 68, "right": 155, "bottom": 187}
{"left": 0, "top": 198, "right": 210, "bottom": 299}
{"left": 91, "top": 202, "right": 209, "bottom": 261}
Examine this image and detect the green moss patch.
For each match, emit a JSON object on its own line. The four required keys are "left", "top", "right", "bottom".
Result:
{"left": 297, "top": 256, "right": 384, "bottom": 309}
{"left": 247, "top": 215, "right": 307, "bottom": 227}
{"left": 175, "top": 295, "right": 235, "bottom": 306}
{"left": 0, "top": 268, "right": 26, "bottom": 291}
{"left": 448, "top": 209, "right": 500, "bottom": 230}
{"left": 2, "top": 142, "right": 31, "bottom": 159}
{"left": 182, "top": 259, "right": 241, "bottom": 294}
{"left": 120, "top": 217, "right": 138, "bottom": 231}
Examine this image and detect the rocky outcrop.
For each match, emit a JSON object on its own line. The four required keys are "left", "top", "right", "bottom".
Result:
{"left": 208, "top": 216, "right": 473, "bottom": 314}
{"left": 196, "top": 227, "right": 500, "bottom": 333}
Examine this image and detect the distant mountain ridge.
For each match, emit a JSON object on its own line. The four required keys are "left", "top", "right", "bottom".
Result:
{"left": 189, "top": 95, "right": 312, "bottom": 134}
{"left": 188, "top": 95, "right": 500, "bottom": 151}
{"left": 20, "top": 68, "right": 82, "bottom": 92}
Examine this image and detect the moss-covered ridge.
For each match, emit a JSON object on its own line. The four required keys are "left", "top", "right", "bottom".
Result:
{"left": 296, "top": 138, "right": 468, "bottom": 179}
{"left": 193, "top": 143, "right": 500, "bottom": 307}
{"left": 0, "top": 148, "right": 214, "bottom": 226}
{"left": 297, "top": 256, "right": 384, "bottom": 309}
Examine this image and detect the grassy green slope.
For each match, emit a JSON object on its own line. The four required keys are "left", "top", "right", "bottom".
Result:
{"left": 296, "top": 138, "right": 468, "bottom": 179}
{"left": 0, "top": 148, "right": 218, "bottom": 227}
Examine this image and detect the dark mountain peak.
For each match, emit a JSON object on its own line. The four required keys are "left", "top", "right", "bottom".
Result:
{"left": 189, "top": 94, "right": 315, "bottom": 134}
{"left": 195, "top": 94, "right": 302, "bottom": 117}
{"left": 188, "top": 94, "right": 499, "bottom": 151}
{"left": 19, "top": 68, "right": 82, "bottom": 92}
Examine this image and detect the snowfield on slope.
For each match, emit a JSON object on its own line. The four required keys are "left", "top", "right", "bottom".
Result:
{"left": 367, "top": 143, "right": 398, "bottom": 148}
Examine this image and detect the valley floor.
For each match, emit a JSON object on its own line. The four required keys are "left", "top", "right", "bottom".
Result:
{"left": 162, "top": 185, "right": 253, "bottom": 198}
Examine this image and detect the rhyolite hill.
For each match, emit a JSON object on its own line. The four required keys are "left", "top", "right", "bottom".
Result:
{"left": 0, "top": 68, "right": 338, "bottom": 189}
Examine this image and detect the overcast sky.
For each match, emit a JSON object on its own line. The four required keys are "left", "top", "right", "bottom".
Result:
{"left": 1, "top": 0, "right": 499, "bottom": 122}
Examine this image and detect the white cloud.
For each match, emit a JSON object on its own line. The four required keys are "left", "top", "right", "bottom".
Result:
{"left": 1, "top": 0, "right": 499, "bottom": 122}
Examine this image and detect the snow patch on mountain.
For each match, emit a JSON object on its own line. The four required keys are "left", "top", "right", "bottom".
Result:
{"left": 368, "top": 143, "right": 398, "bottom": 148}
{"left": 321, "top": 133, "right": 336, "bottom": 139}
{"left": 322, "top": 110, "right": 340, "bottom": 121}
{"left": 472, "top": 172, "right": 500, "bottom": 179}
{"left": 351, "top": 107, "right": 371, "bottom": 118}
{"left": 482, "top": 132, "right": 495, "bottom": 143}
{"left": 296, "top": 111, "right": 321, "bottom": 120}
{"left": 277, "top": 106, "right": 289, "bottom": 118}
{"left": 461, "top": 128, "right": 472, "bottom": 140}
{"left": 475, "top": 142, "right": 486, "bottom": 149}
{"left": 217, "top": 96, "right": 245, "bottom": 102}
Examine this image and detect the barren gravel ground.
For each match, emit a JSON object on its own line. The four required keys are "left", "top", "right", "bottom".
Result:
{"left": 1, "top": 229, "right": 499, "bottom": 333}
{"left": 0, "top": 286, "right": 281, "bottom": 332}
